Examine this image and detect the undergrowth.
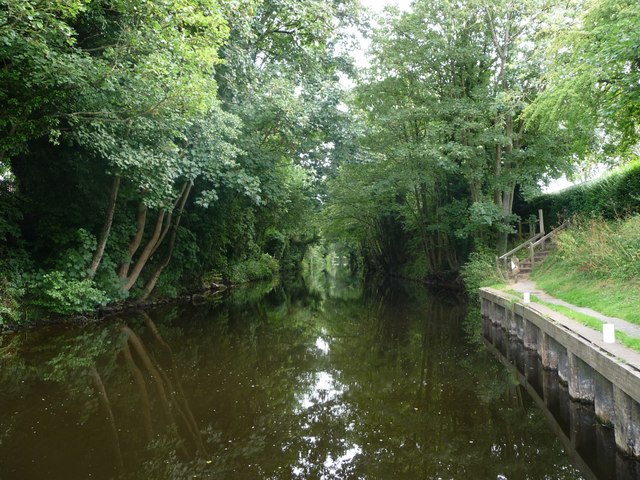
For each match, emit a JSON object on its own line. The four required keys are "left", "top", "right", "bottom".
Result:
{"left": 460, "top": 249, "right": 505, "bottom": 301}
{"left": 532, "top": 215, "right": 640, "bottom": 325}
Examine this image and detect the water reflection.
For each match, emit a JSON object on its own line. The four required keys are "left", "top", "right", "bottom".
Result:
{"left": 0, "top": 277, "right": 589, "bottom": 479}
{"left": 314, "top": 335, "right": 330, "bottom": 355}
{"left": 483, "top": 317, "right": 640, "bottom": 480}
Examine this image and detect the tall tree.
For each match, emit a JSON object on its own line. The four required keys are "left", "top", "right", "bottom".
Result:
{"left": 527, "top": 0, "right": 640, "bottom": 156}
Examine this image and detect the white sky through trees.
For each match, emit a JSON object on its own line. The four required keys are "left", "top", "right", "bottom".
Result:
{"left": 359, "top": 0, "right": 411, "bottom": 11}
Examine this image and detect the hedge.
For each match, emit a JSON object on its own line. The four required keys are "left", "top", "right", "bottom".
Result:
{"left": 518, "top": 159, "right": 640, "bottom": 227}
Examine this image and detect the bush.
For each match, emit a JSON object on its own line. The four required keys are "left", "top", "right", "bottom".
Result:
{"left": 229, "top": 254, "right": 280, "bottom": 284}
{"left": 0, "top": 276, "right": 21, "bottom": 325}
{"left": 30, "top": 271, "right": 108, "bottom": 315}
{"left": 460, "top": 249, "right": 503, "bottom": 300}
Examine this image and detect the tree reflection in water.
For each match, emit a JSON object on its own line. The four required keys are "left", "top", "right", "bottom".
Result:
{"left": 0, "top": 275, "right": 588, "bottom": 479}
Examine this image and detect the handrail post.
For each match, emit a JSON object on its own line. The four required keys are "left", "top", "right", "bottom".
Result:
{"left": 539, "top": 209, "right": 545, "bottom": 249}
{"left": 530, "top": 243, "right": 535, "bottom": 269}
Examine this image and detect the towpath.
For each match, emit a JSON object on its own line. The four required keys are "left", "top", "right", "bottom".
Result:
{"left": 509, "top": 277, "right": 640, "bottom": 339}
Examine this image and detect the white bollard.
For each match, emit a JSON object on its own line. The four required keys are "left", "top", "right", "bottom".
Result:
{"left": 603, "top": 324, "right": 615, "bottom": 343}
{"left": 523, "top": 292, "right": 531, "bottom": 303}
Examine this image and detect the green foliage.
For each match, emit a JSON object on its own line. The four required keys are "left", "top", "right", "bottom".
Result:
{"left": 30, "top": 270, "right": 108, "bottom": 315}
{"left": 460, "top": 250, "right": 504, "bottom": 300}
{"left": 229, "top": 254, "right": 280, "bottom": 284}
{"left": 324, "top": 0, "right": 574, "bottom": 277}
{"left": 527, "top": 0, "right": 640, "bottom": 154}
{"left": 550, "top": 216, "right": 640, "bottom": 280}
{"left": 0, "top": 0, "right": 359, "bottom": 316}
{"left": 52, "top": 228, "right": 96, "bottom": 279}
{"left": 461, "top": 201, "right": 518, "bottom": 238}
{"left": 0, "top": 275, "right": 21, "bottom": 325}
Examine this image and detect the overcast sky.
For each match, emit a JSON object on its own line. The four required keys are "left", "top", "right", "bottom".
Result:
{"left": 359, "top": 0, "right": 412, "bottom": 12}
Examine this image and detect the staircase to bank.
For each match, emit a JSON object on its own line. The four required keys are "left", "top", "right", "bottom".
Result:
{"left": 516, "top": 247, "right": 552, "bottom": 275}
{"left": 498, "top": 220, "right": 568, "bottom": 280}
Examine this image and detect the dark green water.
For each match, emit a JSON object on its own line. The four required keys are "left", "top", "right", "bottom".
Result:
{"left": 0, "top": 276, "right": 587, "bottom": 479}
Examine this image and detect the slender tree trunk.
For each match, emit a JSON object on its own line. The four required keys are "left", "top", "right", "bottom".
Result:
{"left": 494, "top": 137, "right": 502, "bottom": 206}
{"left": 140, "top": 182, "right": 192, "bottom": 300}
{"left": 87, "top": 175, "right": 121, "bottom": 280}
{"left": 123, "top": 210, "right": 166, "bottom": 291}
{"left": 499, "top": 113, "right": 515, "bottom": 253}
{"left": 89, "top": 365, "right": 124, "bottom": 472}
{"left": 118, "top": 202, "right": 148, "bottom": 279}
{"left": 149, "top": 181, "right": 188, "bottom": 259}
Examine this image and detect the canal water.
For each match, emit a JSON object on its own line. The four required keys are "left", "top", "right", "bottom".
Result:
{"left": 0, "top": 274, "right": 593, "bottom": 479}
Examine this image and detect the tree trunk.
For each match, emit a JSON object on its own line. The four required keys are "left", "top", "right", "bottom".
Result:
{"left": 87, "top": 175, "right": 121, "bottom": 280}
{"left": 498, "top": 113, "right": 515, "bottom": 253}
{"left": 118, "top": 202, "right": 148, "bottom": 279}
{"left": 494, "top": 135, "right": 502, "bottom": 206}
{"left": 123, "top": 210, "right": 166, "bottom": 291}
{"left": 148, "top": 181, "right": 188, "bottom": 259}
{"left": 140, "top": 182, "right": 192, "bottom": 300}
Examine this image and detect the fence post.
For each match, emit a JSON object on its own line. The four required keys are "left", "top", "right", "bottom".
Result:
{"left": 530, "top": 243, "right": 535, "bottom": 268}
{"left": 538, "top": 209, "right": 545, "bottom": 249}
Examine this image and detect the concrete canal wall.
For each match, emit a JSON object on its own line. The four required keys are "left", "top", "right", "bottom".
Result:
{"left": 480, "top": 287, "right": 640, "bottom": 459}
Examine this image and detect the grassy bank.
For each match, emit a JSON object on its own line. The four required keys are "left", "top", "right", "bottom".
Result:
{"left": 529, "top": 295, "right": 640, "bottom": 352}
{"left": 531, "top": 216, "right": 640, "bottom": 326}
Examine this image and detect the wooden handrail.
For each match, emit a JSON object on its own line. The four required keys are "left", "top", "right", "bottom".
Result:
{"left": 497, "top": 220, "right": 568, "bottom": 275}
{"left": 531, "top": 221, "right": 568, "bottom": 249}
{"left": 498, "top": 231, "right": 544, "bottom": 261}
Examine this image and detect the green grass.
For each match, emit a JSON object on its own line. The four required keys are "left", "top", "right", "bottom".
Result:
{"left": 526, "top": 294, "right": 640, "bottom": 353}
{"left": 532, "top": 297, "right": 603, "bottom": 329}
{"left": 493, "top": 286, "right": 640, "bottom": 353}
{"left": 531, "top": 295, "right": 640, "bottom": 353}
{"left": 531, "top": 253, "right": 640, "bottom": 326}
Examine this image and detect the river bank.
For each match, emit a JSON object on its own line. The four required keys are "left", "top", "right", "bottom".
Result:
{"left": 0, "top": 282, "right": 230, "bottom": 334}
